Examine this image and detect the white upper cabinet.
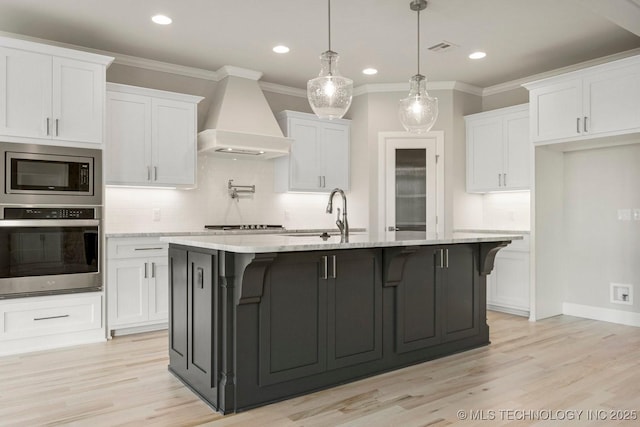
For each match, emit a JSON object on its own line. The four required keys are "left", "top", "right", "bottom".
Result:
{"left": 274, "top": 110, "right": 350, "bottom": 193}
{"left": 106, "top": 83, "right": 202, "bottom": 187}
{"left": 465, "top": 104, "right": 530, "bottom": 193}
{"left": 525, "top": 55, "right": 640, "bottom": 146}
{"left": 0, "top": 36, "right": 113, "bottom": 147}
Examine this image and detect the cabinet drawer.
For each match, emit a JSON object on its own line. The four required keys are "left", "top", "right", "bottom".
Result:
{"left": 0, "top": 293, "right": 102, "bottom": 339}
{"left": 108, "top": 237, "right": 168, "bottom": 258}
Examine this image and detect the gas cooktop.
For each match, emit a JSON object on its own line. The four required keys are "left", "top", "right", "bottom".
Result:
{"left": 204, "top": 224, "right": 285, "bottom": 231}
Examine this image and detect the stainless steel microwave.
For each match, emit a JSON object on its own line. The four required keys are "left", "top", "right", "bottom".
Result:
{"left": 1, "top": 142, "right": 102, "bottom": 206}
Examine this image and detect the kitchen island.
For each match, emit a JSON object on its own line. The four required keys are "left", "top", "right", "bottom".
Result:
{"left": 161, "top": 232, "right": 520, "bottom": 414}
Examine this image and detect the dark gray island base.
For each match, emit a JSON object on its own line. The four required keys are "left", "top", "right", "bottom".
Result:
{"left": 163, "top": 233, "right": 513, "bottom": 414}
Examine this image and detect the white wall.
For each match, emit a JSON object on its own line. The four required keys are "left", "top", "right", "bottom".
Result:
{"left": 563, "top": 143, "right": 640, "bottom": 313}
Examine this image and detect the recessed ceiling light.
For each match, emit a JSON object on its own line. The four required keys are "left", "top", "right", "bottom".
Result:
{"left": 273, "top": 45, "right": 290, "bottom": 54}
{"left": 469, "top": 51, "right": 487, "bottom": 60}
{"left": 362, "top": 68, "right": 378, "bottom": 75}
{"left": 151, "top": 14, "right": 172, "bottom": 25}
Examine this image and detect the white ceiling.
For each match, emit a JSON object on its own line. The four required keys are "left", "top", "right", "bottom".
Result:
{"left": 0, "top": 0, "right": 639, "bottom": 89}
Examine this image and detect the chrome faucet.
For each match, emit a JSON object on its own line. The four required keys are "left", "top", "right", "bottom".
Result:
{"left": 326, "top": 188, "right": 349, "bottom": 241}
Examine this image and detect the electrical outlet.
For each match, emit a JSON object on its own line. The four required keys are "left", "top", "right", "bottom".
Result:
{"left": 610, "top": 283, "right": 633, "bottom": 305}
{"left": 152, "top": 208, "right": 161, "bottom": 222}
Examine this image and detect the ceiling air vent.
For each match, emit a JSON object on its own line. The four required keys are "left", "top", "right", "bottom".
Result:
{"left": 428, "top": 41, "right": 458, "bottom": 53}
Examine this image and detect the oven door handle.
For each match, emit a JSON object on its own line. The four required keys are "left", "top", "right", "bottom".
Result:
{"left": 0, "top": 219, "right": 100, "bottom": 227}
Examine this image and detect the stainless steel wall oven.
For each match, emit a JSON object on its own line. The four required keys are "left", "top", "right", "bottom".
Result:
{"left": 0, "top": 142, "right": 103, "bottom": 299}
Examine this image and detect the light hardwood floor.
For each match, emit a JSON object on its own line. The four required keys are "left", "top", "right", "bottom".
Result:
{"left": 1, "top": 312, "right": 639, "bottom": 426}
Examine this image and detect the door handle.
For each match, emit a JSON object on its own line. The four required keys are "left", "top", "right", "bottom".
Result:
{"left": 154, "top": 166, "right": 158, "bottom": 181}
{"left": 318, "top": 176, "right": 322, "bottom": 188}
{"left": 439, "top": 249, "right": 444, "bottom": 268}
{"left": 584, "top": 116, "right": 588, "bottom": 133}
{"left": 197, "top": 267, "right": 204, "bottom": 289}
{"left": 144, "top": 262, "right": 148, "bottom": 278}
{"left": 46, "top": 118, "right": 50, "bottom": 136}
{"left": 321, "top": 256, "right": 328, "bottom": 279}
{"left": 577, "top": 117, "right": 580, "bottom": 133}
{"left": 147, "top": 166, "right": 151, "bottom": 181}
{"left": 322, "top": 176, "right": 326, "bottom": 188}
{"left": 445, "top": 248, "right": 449, "bottom": 268}
{"left": 498, "top": 173, "right": 502, "bottom": 187}
{"left": 503, "top": 173, "right": 507, "bottom": 187}
{"left": 55, "top": 118, "right": 59, "bottom": 136}
{"left": 151, "top": 262, "right": 156, "bottom": 278}
{"left": 331, "top": 255, "right": 337, "bottom": 279}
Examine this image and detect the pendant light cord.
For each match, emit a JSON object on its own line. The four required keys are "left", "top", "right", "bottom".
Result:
{"left": 328, "top": 0, "right": 332, "bottom": 51}
{"left": 416, "top": 7, "right": 420, "bottom": 76}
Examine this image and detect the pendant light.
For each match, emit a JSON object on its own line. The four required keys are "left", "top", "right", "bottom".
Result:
{"left": 398, "top": 0, "right": 438, "bottom": 133}
{"left": 307, "top": 0, "right": 353, "bottom": 120}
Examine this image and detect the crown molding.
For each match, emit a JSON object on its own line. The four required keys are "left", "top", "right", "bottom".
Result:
{"left": 353, "top": 81, "right": 483, "bottom": 97}
{"left": 115, "top": 55, "right": 219, "bottom": 81}
{"left": 259, "top": 82, "right": 307, "bottom": 98}
{"left": 216, "top": 65, "right": 263, "bottom": 81}
{"left": 482, "top": 47, "right": 640, "bottom": 96}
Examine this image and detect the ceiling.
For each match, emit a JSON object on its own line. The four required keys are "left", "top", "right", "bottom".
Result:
{"left": 0, "top": 0, "right": 639, "bottom": 90}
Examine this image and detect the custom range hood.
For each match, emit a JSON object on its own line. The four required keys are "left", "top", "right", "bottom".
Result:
{"left": 198, "top": 66, "right": 293, "bottom": 159}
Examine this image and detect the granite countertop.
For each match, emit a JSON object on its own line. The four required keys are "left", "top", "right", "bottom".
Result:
{"left": 160, "top": 232, "right": 523, "bottom": 254}
{"left": 105, "top": 228, "right": 367, "bottom": 238}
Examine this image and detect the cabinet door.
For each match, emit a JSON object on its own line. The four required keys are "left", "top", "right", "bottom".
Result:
{"left": 488, "top": 250, "right": 530, "bottom": 312}
{"left": 186, "top": 251, "right": 217, "bottom": 399}
{"left": 441, "top": 245, "right": 480, "bottom": 342}
{"left": 107, "top": 258, "right": 148, "bottom": 326}
{"left": 288, "top": 118, "right": 322, "bottom": 191}
{"left": 52, "top": 57, "right": 104, "bottom": 144}
{"left": 327, "top": 249, "right": 382, "bottom": 369}
{"left": 148, "top": 256, "right": 169, "bottom": 321}
{"left": 168, "top": 248, "right": 188, "bottom": 375}
{"left": 152, "top": 98, "right": 196, "bottom": 186}
{"left": 321, "top": 123, "right": 350, "bottom": 191}
{"left": 0, "top": 47, "right": 52, "bottom": 139}
{"left": 259, "top": 252, "right": 327, "bottom": 386}
{"left": 106, "top": 91, "right": 152, "bottom": 184}
{"left": 503, "top": 111, "right": 530, "bottom": 190}
{"left": 466, "top": 116, "right": 504, "bottom": 192}
{"left": 394, "top": 247, "right": 441, "bottom": 354}
{"left": 529, "top": 79, "right": 582, "bottom": 143}
{"left": 583, "top": 63, "right": 640, "bottom": 137}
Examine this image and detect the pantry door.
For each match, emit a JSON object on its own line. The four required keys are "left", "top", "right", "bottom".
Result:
{"left": 378, "top": 132, "right": 444, "bottom": 240}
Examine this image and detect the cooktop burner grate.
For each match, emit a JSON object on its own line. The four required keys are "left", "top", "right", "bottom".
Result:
{"left": 204, "top": 224, "right": 285, "bottom": 231}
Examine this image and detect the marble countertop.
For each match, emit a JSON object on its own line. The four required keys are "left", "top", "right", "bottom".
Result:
{"left": 160, "top": 231, "right": 523, "bottom": 254}
{"left": 106, "top": 228, "right": 366, "bottom": 238}
{"left": 453, "top": 228, "right": 530, "bottom": 235}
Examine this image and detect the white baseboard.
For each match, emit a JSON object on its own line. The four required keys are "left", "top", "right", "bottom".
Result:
{"left": 562, "top": 302, "right": 640, "bottom": 327}
{"left": 109, "top": 322, "right": 168, "bottom": 337}
{"left": 487, "top": 304, "right": 529, "bottom": 318}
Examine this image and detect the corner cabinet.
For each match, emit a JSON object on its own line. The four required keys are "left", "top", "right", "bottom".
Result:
{"left": 106, "top": 237, "right": 169, "bottom": 335}
{"left": 465, "top": 104, "right": 530, "bottom": 192}
{"left": 0, "top": 36, "right": 113, "bottom": 147}
{"left": 274, "top": 110, "right": 350, "bottom": 192}
{"left": 106, "top": 83, "right": 203, "bottom": 187}
{"left": 524, "top": 55, "right": 640, "bottom": 146}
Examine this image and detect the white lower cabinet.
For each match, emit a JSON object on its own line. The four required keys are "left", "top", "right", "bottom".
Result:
{"left": 0, "top": 292, "right": 104, "bottom": 356}
{"left": 487, "top": 235, "right": 530, "bottom": 316}
{"left": 107, "top": 237, "right": 169, "bottom": 335}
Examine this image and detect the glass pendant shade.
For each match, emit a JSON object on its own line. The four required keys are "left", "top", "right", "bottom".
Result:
{"left": 307, "top": 50, "right": 353, "bottom": 120}
{"left": 399, "top": 74, "right": 438, "bottom": 133}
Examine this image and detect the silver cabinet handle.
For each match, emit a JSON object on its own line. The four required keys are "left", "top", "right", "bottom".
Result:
{"left": 331, "top": 255, "right": 337, "bottom": 279}
{"left": 584, "top": 116, "right": 588, "bottom": 133}
{"left": 439, "top": 249, "right": 444, "bottom": 268}
{"left": 151, "top": 262, "right": 156, "bottom": 278}
{"left": 577, "top": 117, "right": 580, "bottom": 133}
{"left": 321, "top": 256, "right": 328, "bottom": 279}
{"left": 154, "top": 166, "right": 158, "bottom": 181}
{"left": 503, "top": 173, "right": 507, "bottom": 187}
{"left": 445, "top": 248, "right": 449, "bottom": 268}
{"left": 147, "top": 166, "right": 151, "bottom": 181}
{"left": 318, "top": 176, "right": 322, "bottom": 188}
{"left": 322, "top": 176, "right": 326, "bottom": 188}
{"left": 144, "top": 262, "right": 148, "bottom": 279}
{"left": 498, "top": 174, "right": 502, "bottom": 187}
{"left": 34, "top": 314, "right": 69, "bottom": 321}
{"left": 55, "top": 118, "right": 59, "bottom": 136}
{"left": 46, "top": 118, "right": 50, "bottom": 135}
{"left": 134, "top": 247, "right": 164, "bottom": 251}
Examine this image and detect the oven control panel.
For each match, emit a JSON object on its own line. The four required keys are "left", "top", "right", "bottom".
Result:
{"left": 3, "top": 207, "right": 96, "bottom": 219}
